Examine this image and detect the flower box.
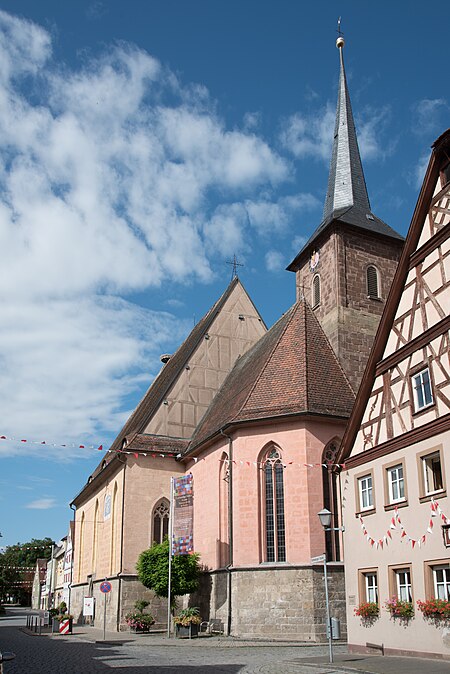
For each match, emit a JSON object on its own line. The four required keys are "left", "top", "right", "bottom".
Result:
{"left": 175, "top": 623, "right": 199, "bottom": 639}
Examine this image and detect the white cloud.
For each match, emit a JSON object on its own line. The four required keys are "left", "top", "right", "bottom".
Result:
{"left": 412, "top": 153, "right": 430, "bottom": 190}
{"left": 0, "top": 11, "right": 292, "bottom": 459}
{"left": 265, "top": 250, "right": 285, "bottom": 272}
{"left": 280, "top": 104, "right": 335, "bottom": 161}
{"left": 280, "top": 102, "right": 393, "bottom": 163}
{"left": 412, "top": 98, "right": 449, "bottom": 136}
{"left": 25, "top": 498, "right": 57, "bottom": 509}
{"left": 357, "top": 106, "right": 394, "bottom": 161}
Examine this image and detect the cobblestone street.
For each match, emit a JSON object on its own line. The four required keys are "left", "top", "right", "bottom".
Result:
{"left": 3, "top": 608, "right": 450, "bottom": 674}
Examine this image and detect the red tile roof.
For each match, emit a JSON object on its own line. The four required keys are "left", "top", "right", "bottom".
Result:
{"left": 188, "top": 300, "right": 355, "bottom": 451}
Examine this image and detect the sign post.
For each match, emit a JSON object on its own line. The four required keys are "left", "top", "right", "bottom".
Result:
{"left": 100, "top": 581, "right": 112, "bottom": 642}
{"left": 311, "top": 554, "right": 332, "bottom": 663}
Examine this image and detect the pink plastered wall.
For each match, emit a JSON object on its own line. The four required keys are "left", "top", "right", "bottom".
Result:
{"left": 187, "top": 417, "right": 346, "bottom": 570}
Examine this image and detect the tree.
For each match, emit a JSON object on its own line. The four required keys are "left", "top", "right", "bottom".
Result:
{"left": 136, "top": 539, "right": 200, "bottom": 606}
{"left": 0, "top": 537, "right": 55, "bottom": 604}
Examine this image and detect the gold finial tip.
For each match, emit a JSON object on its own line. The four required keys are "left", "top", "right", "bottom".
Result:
{"left": 336, "top": 36, "right": 345, "bottom": 49}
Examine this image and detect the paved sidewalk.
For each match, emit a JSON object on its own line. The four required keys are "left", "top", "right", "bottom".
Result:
{"left": 50, "top": 624, "right": 450, "bottom": 673}
{"left": 17, "top": 613, "right": 450, "bottom": 674}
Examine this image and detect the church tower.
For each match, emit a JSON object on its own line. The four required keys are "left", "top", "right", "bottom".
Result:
{"left": 288, "top": 36, "right": 404, "bottom": 393}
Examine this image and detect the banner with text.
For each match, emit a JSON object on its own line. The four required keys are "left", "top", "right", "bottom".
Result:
{"left": 172, "top": 474, "right": 194, "bottom": 556}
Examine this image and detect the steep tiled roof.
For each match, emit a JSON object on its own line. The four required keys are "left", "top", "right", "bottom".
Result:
{"left": 188, "top": 300, "right": 354, "bottom": 452}
{"left": 108, "top": 277, "right": 244, "bottom": 454}
{"left": 126, "top": 433, "right": 188, "bottom": 455}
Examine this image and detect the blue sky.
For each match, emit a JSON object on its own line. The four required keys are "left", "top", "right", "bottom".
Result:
{"left": 0, "top": 1, "right": 448, "bottom": 549}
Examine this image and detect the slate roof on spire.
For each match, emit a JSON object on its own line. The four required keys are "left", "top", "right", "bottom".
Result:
{"left": 187, "top": 300, "right": 355, "bottom": 453}
{"left": 288, "top": 40, "right": 402, "bottom": 272}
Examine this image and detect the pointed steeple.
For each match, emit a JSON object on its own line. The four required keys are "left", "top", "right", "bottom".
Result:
{"left": 288, "top": 36, "right": 403, "bottom": 273}
{"left": 323, "top": 36, "right": 371, "bottom": 221}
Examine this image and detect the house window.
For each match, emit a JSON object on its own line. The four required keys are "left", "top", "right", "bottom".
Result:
{"left": 312, "top": 274, "right": 321, "bottom": 308}
{"left": 358, "top": 474, "right": 373, "bottom": 511}
{"left": 412, "top": 367, "right": 433, "bottom": 412}
{"left": 152, "top": 499, "right": 170, "bottom": 544}
{"left": 387, "top": 464, "right": 405, "bottom": 504}
{"left": 364, "top": 572, "right": 378, "bottom": 603}
{"left": 395, "top": 568, "right": 412, "bottom": 602}
{"left": 433, "top": 565, "right": 450, "bottom": 600}
{"left": 367, "top": 265, "right": 379, "bottom": 299}
{"left": 264, "top": 448, "right": 286, "bottom": 563}
{"left": 422, "top": 451, "right": 444, "bottom": 495}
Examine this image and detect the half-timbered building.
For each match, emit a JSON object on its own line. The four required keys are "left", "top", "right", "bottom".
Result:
{"left": 338, "top": 129, "right": 450, "bottom": 658}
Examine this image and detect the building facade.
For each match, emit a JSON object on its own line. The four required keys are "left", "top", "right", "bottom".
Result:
{"left": 69, "top": 37, "right": 403, "bottom": 638}
{"left": 339, "top": 129, "right": 450, "bottom": 657}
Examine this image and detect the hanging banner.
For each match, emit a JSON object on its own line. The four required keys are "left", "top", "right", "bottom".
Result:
{"left": 172, "top": 475, "right": 194, "bottom": 556}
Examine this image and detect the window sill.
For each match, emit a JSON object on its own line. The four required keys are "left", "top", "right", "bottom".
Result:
{"left": 412, "top": 402, "right": 436, "bottom": 417}
{"left": 355, "top": 508, "right": 376, "bottom": 517}
{"left": 419, "top": 490, "right": 446, "bottom": 504}
{"left": 384, "top": 500, "right": 408, "bottom": 512}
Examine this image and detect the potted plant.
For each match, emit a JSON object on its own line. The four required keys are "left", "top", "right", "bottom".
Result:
{"left": 417, "top": 598, "right": 450, "bottom": 621}
{"left": 124, "top": 600, "right": 155, "bottom": 633}
{"left": 56, "top": 601, "right": 73, "bottom": 634}
{"left": 174, "top": 607, "right": 201, "bottom": 638}
{"left": 49, "top": 607, "right": 59, "bottom": 632}
{"left": 385, "top": 597, "right": 414, "bottom": 622}
{"left": 354, "top": 601, "right": 379, "bottom": 624}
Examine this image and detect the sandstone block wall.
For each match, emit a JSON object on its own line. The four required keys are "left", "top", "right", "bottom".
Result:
{"left": 192, "top": 564, "right": 346, "bottom": 641}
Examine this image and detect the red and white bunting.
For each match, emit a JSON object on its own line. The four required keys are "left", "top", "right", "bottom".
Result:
{"left": 358, "top": 499, "right": 448, "bottom": 551}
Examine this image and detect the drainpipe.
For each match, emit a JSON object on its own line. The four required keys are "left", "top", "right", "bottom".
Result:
{"left": 68, "top": 504, "right": 76, "bottom": 615}
{"left": 116, "top": 456, "right": 127, "bottom": 631}
{"left": 220, "top": 428, "right": 233, "bottom": 637}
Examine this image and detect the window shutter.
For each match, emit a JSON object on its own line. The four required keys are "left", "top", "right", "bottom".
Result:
{"left": 312, "top": 275, "right": 321, "bottom": 307}
{"left": 367, "top": 266, "right": 379, "bottom": 298}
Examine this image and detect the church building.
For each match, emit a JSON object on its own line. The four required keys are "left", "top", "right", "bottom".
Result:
{"left": 70, "top": 37, "right": 403, "bottom": 639}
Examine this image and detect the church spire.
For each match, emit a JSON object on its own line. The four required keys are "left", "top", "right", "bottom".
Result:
{"left": 322, "top": 35, "right": 371, "bottom": 222}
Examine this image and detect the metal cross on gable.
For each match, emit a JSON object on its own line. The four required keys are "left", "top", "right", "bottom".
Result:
{"left": 226, "top": 254, "right": 244, "bottom": 281}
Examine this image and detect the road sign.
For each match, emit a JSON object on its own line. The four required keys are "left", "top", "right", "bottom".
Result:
{"left": 311, "top": 554, "right": 326, "bottom": 564}
{"left": 100, "top": 581, "right": 112, "bottom": 593}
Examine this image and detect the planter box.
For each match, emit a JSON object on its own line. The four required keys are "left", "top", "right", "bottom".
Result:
{"left": 175, "top": 623, "right": 199, "bottom": 639}
{"left": 130, "top": 626, "right": 151, "bottom": 633}
{"left": 58, "top": 618, "right": 73, "bottom": 634}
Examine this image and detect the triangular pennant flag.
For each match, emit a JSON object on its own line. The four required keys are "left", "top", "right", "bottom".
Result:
{"left": 411, "top": 539, "right": 416, "bottom": 549}
{"left": 193, "top": 457, "right": 198, "bottom": 463}
{"left": 134, "top": 452, "right": 138, "bottom": 459}
{"left": 387, "top": 530, "right": 392, "bottom": 539}
{"left": 401, "top": 530, "right": 407, "bottom": 538}
{"left": 422, "top": 534, "right": 426, "bottom": 544}
{"left": 383, "top": 535, "right": 388, "bottom": 546}
{"left": 379, "top": 540, "right": 383, "bottom": 549}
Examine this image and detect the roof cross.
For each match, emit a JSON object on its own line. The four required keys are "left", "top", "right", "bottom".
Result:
{"left": 226, "top": 254, "right": 244, "bottom": 281}
{"left": 337, "top": 16, "right": 344, "bottom": 37}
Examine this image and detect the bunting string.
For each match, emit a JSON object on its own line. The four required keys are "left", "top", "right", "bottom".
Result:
{"left": 358, "top": 498, "right": 449, "bottom": 550}
{"left": 0, "top": 434, "right": 103, "bottom": 452}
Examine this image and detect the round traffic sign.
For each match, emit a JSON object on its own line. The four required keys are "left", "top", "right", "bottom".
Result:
{"left": 100, "top": 581, "right": 112, "bottom": 593}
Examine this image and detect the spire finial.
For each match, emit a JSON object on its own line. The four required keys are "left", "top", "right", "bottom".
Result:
{"left": 336, "top": 17, "right": 345, "bottom": 49}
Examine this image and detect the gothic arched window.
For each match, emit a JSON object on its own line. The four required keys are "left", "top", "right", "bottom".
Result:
{"left": 152, "top": 499, "right": 170, "bottom": 544}
{"left": 322, "top": 440, "right": 341, "bottom": 562}
{"left": 263, "top": 448, "right": 286, "bottom": 562}
{"left": 366, "top": 265, "right": 379, "bottom": 299}
{"left": 312, "top": 274, "right": 321, "bottom": 308}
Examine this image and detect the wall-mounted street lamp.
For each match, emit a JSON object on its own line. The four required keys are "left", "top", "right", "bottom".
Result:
{"left": 316, "top": 508, "right": 345, "bottom": 664}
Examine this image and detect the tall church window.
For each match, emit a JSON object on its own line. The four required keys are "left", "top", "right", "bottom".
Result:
{"left": 322, "top": 440, "right": 341, "bottom": 561}
{"left": 366, "top": 265, "right": 379, "bottom": 299}
{"left": 312, "top": 274, "right": 321, "bottom": 308}
{"left": 263, "top": 448, "right": 286, "bottom": 562}
{"left": 152, "top": 498, "right": 170, "bottom": 544}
